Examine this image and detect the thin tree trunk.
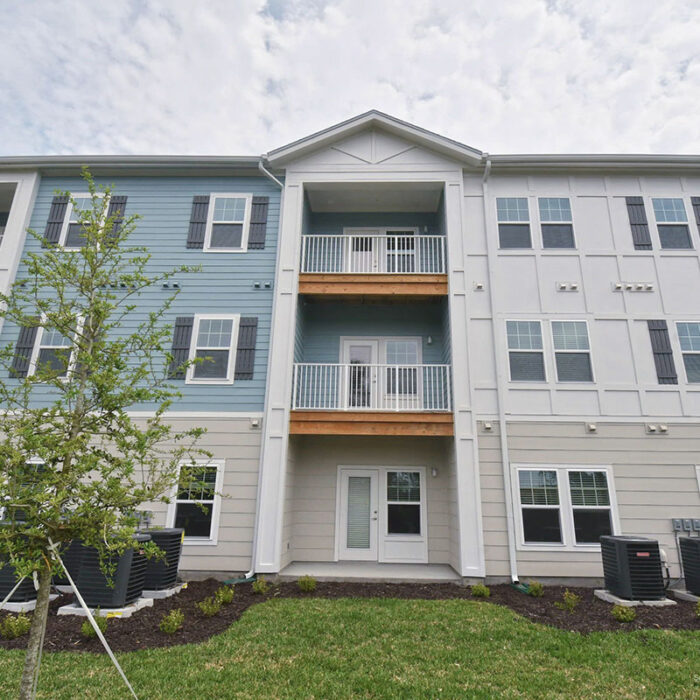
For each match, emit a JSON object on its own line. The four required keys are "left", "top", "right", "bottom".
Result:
{"left": 17, "top": 565, "right": 51, "bottom": 700}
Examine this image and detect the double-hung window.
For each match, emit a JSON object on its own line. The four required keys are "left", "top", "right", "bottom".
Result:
{"left": 539, "top": 197, "right": 575, "bottom": 248}
{"left": 169, "top": 461, "right": 222, "bottom": 543}
{"left": 506, "top": 321, "right": 545, "bottom": 381}
{"left": 496, "top": 197, "right": 531, "bottom": 249}
{"left": 62, "top": 194, "right": 102, "bottom": 249}
{"left": 29, "top": 320, "right": 82, "bottom": 379}
{"left": 386, "top": 470, "right": 422, "bottom": 535}
{"left": 551, "top": 321, "right": 593, "bottom": 382}
{"left": 516, "top": 466, "right": 615, "bottom": 547}
{"left": 652, "top": 198, "right": 693, "bottom": 249}
{"left": 677, "top": 322, "right": 700, "bottom": 382}
{"left": 205, "top": 194, "right": 252, "bottom": 251}
{"left": 187, "top": 315, "right": 240, "bottom": 384}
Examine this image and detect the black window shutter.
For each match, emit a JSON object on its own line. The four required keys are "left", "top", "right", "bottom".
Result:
{"left": 43, "top": 195, "right": 70, "bottom": 245}
{"left": 168, "top": 316, "right": 194, "bottom": 379}
{"left": 247, "top": 196, "right": 269, "bottom": 250}
{"left": 647, "top": 320, "right": 677, "bottom": 384}
{"left": 691, "top": 197, "right": 700, "bottom": 230}
{"left": 187, "top": 196, "right": 209, "bottom": 249}
{"left": 10, "top": 325, "right": 39, "bottom": 377}
{"left": 235, "top": 317, "right": 258, "bottom": 380}
{"left": 106, "top": 195, "right": 127, "bottom": 245}
{"left": 625, "top": 197, "right": 652, "bottom": 250}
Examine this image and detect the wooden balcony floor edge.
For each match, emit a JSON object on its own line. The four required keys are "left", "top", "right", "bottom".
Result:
{"left": 298, "top": 273, "right": 448, "bottom": 297}
{"left": 289, "top": 410, "right": 454, "bottom": 436}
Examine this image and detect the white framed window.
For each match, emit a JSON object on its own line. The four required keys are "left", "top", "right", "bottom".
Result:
{"left": 167, "top": 460, "right": 224, "bottom": 544}
{"left": 60, "top": 193, "right": 106, "bottom": 249}
{"left": 677, "top": 322, "right": 700, "bottom": 382}
{"left": 551, "top": 320, "right": 593, "bottom": 382}
{"left": 652, "top": 197, "right": 693, "bottom": 249}
{"left": 506, "top": 320, "right": 546, "bottom": 381}
{"left": 513, "top": 465, "right": 618, "bottom": 550}
{"left": 538, "top": 197, "right": 575, "bottom": 249}
{"left": 385, "top": 339, "right": 420, "bottom": 395}
{"left": 28, "top": 319, "right": 82, "bottom": 379}
{"left": 386, "top": 470, "right": 423, "bottom": 535}
{"left": 496, "top": 197, "right": 531, "bottom": 249}
{"left": 204, "top": 193, "right": 252, "bottom": 251}
{"left": 186, "top": 314, "right": 240, "bottom": 385}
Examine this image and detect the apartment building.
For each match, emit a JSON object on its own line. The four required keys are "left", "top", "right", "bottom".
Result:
{"left": 2, "top": 112, "right": 700, "bottom": 584}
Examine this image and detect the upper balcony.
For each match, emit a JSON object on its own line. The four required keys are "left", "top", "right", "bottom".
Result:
{"left": 298, "top": 182, "right": 448, "bottom": 299}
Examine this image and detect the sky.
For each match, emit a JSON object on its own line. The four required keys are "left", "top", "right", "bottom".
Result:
{"left": 1, "top": 0, "right": 699, "bottom": 157}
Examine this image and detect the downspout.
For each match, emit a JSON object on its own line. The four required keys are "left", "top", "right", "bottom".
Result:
{"left": 481, "top": 155, "right": 520, "bottom": 584}
{"left": 225, "top": 157, "right": 284, "bottom": 584}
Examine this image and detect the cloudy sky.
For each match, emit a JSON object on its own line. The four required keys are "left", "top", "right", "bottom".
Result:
{"left": 1, "top": 0, "right": 699, "bottom": 156}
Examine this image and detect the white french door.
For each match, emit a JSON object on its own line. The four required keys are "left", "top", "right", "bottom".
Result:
{"left": 337, "top": 469, "right": 379, "bottom": 561}
{"left": 345, "top": 228, "right": 380, "bottom": 273}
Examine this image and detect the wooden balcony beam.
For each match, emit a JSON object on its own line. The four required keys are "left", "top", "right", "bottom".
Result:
{"left": 298, "top": 273, "right": 448, "bottom": 298}
{"left": 289, "top": 410, "right": 454, "bottom": 436}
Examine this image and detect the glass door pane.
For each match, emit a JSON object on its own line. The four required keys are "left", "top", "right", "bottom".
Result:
{"left": 347, "top": 476, "right": 371, "bottom": 549}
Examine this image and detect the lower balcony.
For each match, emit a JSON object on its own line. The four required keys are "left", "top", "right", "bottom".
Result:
{"left": 290, "top": 362, "right": 453, "bottom": 436}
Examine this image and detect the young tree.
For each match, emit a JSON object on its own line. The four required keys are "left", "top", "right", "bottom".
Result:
{"left": 0, "top": 170, "right": 206, "bottom": 699}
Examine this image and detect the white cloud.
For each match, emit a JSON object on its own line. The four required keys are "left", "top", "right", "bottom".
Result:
{"left": 1, "top": 0, "right": 699, "bottom": 155}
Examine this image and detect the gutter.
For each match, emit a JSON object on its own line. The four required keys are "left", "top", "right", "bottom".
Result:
{"left": 228, "top": 158, "right": 285, "bottom": 585}
{"left": 481, "top": 155, "right": 519, "bottom": 584}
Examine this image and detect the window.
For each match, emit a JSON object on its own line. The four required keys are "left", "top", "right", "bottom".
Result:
{"left": 34, "top": 328, "right": 74, "bottom": 377}
{"left": 169, "top": 462, "right": 222, "bottom": 542}
{"left": 677, "top": 322, "right": 700, "bottom": 382}
{"left": 551, "top": 321, "right": 593, "bottom": 382}
{"left": 506, "top": 321, "right": 545, "bottom": 381}
{"left": 518, "top": 470, "right": 562, "bottom": 543}
{"left": 186, "top": 315, "right": 240, "bottom": 384}
{"left": 516, "top": 466, "right": 616, "bottom": 548}
{"left": 568, "top": 471, "right": 613, "bottom": 544}
{"left": 386, "top": 471, "right": 421, "bottom": 535}
{"left": 652, "top": 198, "right": 692, "bottom": 249}
{"left": 539, "top": 197, "right": 575, "bottom": 248}
{"left": 385, "top": 339, "right": 419, "bottom": 395}
{"left": 62, "top": 194, "right": 103, "bottom": 248}
{"left": 496, "top": 197, "right": 531, "bottom": 249}
{"left": 205, "top": 194, "right": 251, "bottom": 251}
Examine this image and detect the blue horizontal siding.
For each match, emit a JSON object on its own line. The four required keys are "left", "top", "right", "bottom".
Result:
{"left": 0, "top": 175, "right": 280, "bottom": 412}
{"left": 296, "top": 300, "right": 449, "bottom": 364}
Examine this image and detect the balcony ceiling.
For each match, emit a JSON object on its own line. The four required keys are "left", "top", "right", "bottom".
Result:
{"left": 305, "top": 182, "right": 443, "bottom": 213}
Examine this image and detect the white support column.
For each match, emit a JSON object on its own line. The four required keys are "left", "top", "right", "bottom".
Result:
{"left": 444, "top": 180, "right": 486, "bottom": 577}
{"left": 254, "top": 181, "right": 304, "bottom": 572}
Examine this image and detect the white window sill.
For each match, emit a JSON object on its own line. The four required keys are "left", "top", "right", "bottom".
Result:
{"left": 182, "top": 537, "right": 218, "bottom": 547}
{"left": 517, "top": 543, "right": 602, "bottom": 553}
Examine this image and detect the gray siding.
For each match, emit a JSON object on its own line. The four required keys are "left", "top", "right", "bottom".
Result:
{"left": 479, "top": 420, "right": 700, "bottom": 580}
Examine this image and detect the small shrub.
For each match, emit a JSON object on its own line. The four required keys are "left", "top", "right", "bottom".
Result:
{"left": 471, "top": 583, "right": 490, "bottom": 598}
{"left": 297, "top": 576, "right": 317, "bottom": 593}
{"left": 215, "top": 585, "right": 235, "bottom": 605}
{"left": 0, "top": 613, "right": 31, "bottom": 640}
{"left": 527, "top": 581, "right": 544, "bottom": 598}
{"left": 252, "top": 576, "right": 270, "bottom": 595}
{"left": 159, "top": 609, "right": 184, "bottom": 635}
{"left": 554, "top": 589, "right": 581, "bottom": 614}
{"left": 81, "top": 612, "right": 108, "bottom": 640}
{"left": 611, "top": 604, "right": 637, "bottom": 623}
{"left": 196, "top": 596, "right": 222, "bottom": 617}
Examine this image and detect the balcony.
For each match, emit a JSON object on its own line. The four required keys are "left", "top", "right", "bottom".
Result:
{"left": 289, "top": 362, "right": 453, "bottom": 436}
{"left": 299, "top": 233, "right": 447, "bottom": 298}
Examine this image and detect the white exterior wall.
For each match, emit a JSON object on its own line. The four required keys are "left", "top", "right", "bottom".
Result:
{"left": 466, "top": 171, "right": 700, "bottom": 420}
{"left": 0, "top": 171, "right": 40, "bottom": 334}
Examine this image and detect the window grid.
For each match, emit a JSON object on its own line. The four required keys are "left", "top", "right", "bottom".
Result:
{"left": 385, "top": 340, "right": 419, "bottom": 365}
{"left": 176, "top": 465, "right": 217, "bottom": 502}
{"left": 552, "top": 321, "right": 590, "bottom": 351}
{"left": 519, "top": 470, "right": 559, "bottom": 506}
{"left": 496, "top": 197, "right": 529, "bottom": 222}
{"left": 507, "top": 321, "right": 543, "bottom": 350}
{"left": 652, "top": 198, "right": 687, "bottom": 223}
{"left": 196, "top": 319, "right": 233, "bottom": 349}
{"left": 568, "top": 471, "right": 610, "bottom": 507}
{"left": 387, "top": 471, "right": 421, "bottom": 503}
{"left": 213, "top": 197, "right": 246, "bottom": 223}
{"left": 538, "top": 198, "right": 572, "bottom": 222}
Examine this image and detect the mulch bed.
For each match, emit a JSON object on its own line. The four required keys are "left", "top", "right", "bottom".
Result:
{"left": 0, "top": 579, "right": 698, "bottom": 653}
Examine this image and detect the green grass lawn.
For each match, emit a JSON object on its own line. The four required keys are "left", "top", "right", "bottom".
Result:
{"left": 0, "top": 598, "right": 698, "bottom": 699}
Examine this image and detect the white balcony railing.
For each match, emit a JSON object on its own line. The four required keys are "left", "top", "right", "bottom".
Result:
{"left": 292, "top": 363, "right": 452, "bottom": 412}
{"left": 300, "top": 234, "right": 446, "bottom": 274}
